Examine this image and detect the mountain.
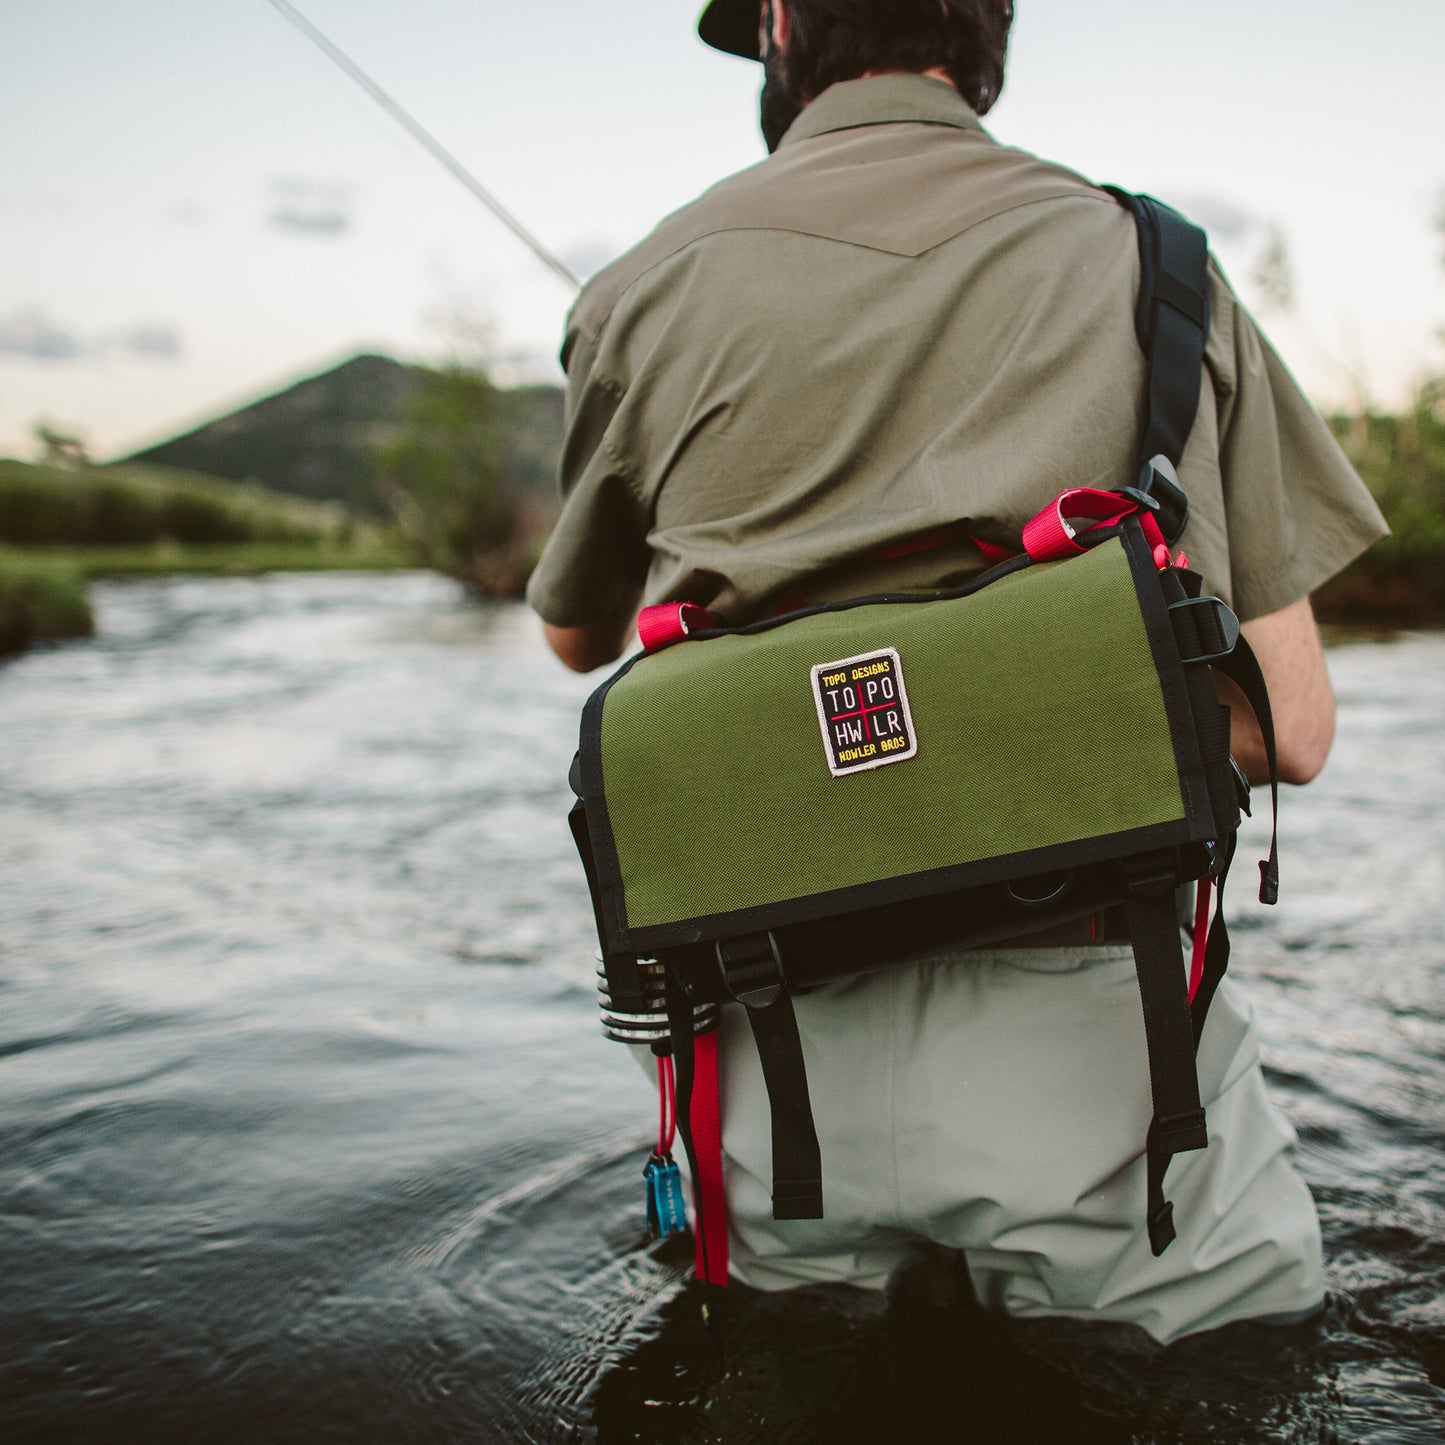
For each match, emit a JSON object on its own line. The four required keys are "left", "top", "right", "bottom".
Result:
{"left": 125, "top": 354, "right": 563, "bottom": 517}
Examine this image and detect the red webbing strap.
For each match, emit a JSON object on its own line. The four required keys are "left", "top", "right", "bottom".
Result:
{"left": 774, "top": 583, "right": 808, "bottom": 616}
{"left": 974, "top": 536, "right": 1016, "bottom": 565}
{"left": 637, "top": 602, "right": 718, "bottom": 653}
{"left": 690, "top": 1030, "right": 728, "bottom": 1285}
{"left": 1189, "top": 875, "right": 1212, "bottom": 1004}
{"left": 869, "top": 520, "right": 976, "bottom": 561}
{"left": 867, "top": 523, "right": 1018, "bottom": 568}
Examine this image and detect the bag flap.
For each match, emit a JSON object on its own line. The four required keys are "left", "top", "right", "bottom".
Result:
{"left": 579, "top": 527, "right": 1210, "bottom": 953}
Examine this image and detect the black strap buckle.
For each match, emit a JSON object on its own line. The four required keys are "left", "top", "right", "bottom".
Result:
{"left": 716, "top": 931, "right": 787, "bottom": 1010}
{"left": 1122, "top": 850, "right": 1179, "bottom": 897}
{"left": 1147, "top": 1199, "right": 1177, "bottom": 1256}
{"left": 1134, "top": 454, "right": 1191, "bottom": 545}
{"left": 1230, "top": 759, "right": 1253, "bottom": 818}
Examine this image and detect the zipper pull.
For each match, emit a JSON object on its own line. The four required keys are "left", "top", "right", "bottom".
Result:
{"left": 644, "top": 1151, "right": 689, "bottom": 1238}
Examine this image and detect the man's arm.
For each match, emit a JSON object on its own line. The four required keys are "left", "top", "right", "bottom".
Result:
{"left": 543, "top": 614, "right": 636, "bottom": 674}
{"left": 1218, "top": 594, "right": 1334, "bottom": 786}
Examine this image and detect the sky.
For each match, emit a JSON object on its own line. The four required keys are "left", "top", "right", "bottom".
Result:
{"left": 2, "top": 0, "right": 1442, "bottom": 461}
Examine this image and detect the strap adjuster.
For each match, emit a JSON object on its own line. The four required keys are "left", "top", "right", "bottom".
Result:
{"left": 716, "top": 931, "right": 787, "bottom": 1010}
{"left": 1167, "top": 595, "right": 1240, "bottom": 665}
{"left": 1156, "top": 1106, "right": 1208, "bottom": 1155}
{"left": 1122, "top": 850, "right": 1179, "bottom": 898}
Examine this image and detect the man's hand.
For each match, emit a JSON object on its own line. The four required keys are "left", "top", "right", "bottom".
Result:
{"left": 543, "top": 617, "right": 635, "bottom": 673}
{"left": 1218, "top": 595, "right": 1334, "bottom": 785}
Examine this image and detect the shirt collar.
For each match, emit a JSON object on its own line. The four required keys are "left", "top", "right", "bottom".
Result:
{"left": 778, "top": 73, "right": 982, "bottom": 150}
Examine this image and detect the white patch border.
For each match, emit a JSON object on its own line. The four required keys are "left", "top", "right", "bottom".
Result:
{"left": 810, "top": 646, "right": 919, "bottom": 779}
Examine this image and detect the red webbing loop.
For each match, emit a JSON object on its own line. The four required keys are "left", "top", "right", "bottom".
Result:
{"left": 1022, "top": 489, "right": 1180, "bottom": 568}
{"left": 1021, "top": 488, "right": 1136, "bottom": 561}
{"left": 656, "top": 1054, "right": 676, "bottom": 1156}
{"left": 1189, "top": 875, "right": 1213, "bottom": 1003}
{"left": 637, "top": 602, "right": 718, "bottom": 653}
{"left": 690, "top": 1030, "right": 728, "bottom": 1285}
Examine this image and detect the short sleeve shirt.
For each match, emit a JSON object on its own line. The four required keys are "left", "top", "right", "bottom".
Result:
{"left": 526, "top": 75, "right": 1385, "bottom": 632}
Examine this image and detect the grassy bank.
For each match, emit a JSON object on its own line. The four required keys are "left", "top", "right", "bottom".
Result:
{"left": 0, "top": 459, "right": 415, "bottom": 658}
{"left": 17, "top": 537, "right": 412, "bottom": 578}
{"left": 0, "top": 553, "right": 94, "bottom": 657}
{"left": 0, "top": 457, "right": 354, "bottom": 548}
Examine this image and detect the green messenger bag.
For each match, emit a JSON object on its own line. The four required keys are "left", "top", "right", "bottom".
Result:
{"left": 566, "top": 195, "right": 1283, "bottom": 1277}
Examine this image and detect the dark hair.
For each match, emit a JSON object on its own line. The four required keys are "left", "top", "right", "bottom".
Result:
{"left": 776, "top": 0, "right": 1014, "bottom": 116}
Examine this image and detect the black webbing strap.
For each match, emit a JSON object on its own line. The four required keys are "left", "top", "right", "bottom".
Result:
{"left": 664, "top": 971, "right": 714, "bottom": 1276}
{"left": 1124, "top": 192, "right": 1210, "bottom": 471}
{"left": 1107, "top": 188, "right": 1211, "bottom": 545}
{"left": 1123, "top": 874, "right": 1209, "bottom": 1255}
{"left": 743, "top": 995, "right": 824, "bottom": 1219}
{"left": 1211, "top": 635, "right": 1281, "bottom": 906}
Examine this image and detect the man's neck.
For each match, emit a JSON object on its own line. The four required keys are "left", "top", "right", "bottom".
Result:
{"left": 860, "top": 65, "right": 957, "bottom": 91}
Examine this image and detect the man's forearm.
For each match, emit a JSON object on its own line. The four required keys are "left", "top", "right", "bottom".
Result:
{"left": 1217, "top": 595, "right": 1335, "bottom": 786}
{"left": 543, "top": 614, "right": 635, "bottom": 673}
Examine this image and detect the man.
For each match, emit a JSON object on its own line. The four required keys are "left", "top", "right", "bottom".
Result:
{"left": 528, "top": 0, "right": 1386, "bottom": 1344}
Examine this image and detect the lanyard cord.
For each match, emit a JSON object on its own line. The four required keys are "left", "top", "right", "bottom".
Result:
{"left": 1189, "top": 875, "right": 1213, "bottom": 1004}
{"left": 656, "top": 1054, "right": 677, "bottom": 1156}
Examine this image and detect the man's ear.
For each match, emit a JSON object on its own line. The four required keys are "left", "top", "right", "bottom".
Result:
{"left": 770, "top": 0, "right": 791, "bottom": 51}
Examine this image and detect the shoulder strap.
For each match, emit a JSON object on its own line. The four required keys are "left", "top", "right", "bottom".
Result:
{"left": 1105, "top": 188, "right": 1211, "bottom": 544}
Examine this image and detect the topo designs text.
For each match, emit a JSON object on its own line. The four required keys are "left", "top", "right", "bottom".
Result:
{"left": 810, "top": 648, "right": 918, "bottom": 776}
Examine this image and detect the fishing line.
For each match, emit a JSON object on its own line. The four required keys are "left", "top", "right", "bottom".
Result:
{"left": 262, "top": 0, "right": 582, "bottom": 293}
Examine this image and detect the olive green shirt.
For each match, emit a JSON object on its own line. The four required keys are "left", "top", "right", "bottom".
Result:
{"left": 527, "top": 75, "right": 1385, "bottom": 632}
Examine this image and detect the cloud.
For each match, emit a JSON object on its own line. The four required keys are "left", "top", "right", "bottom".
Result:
{"left": 110, "top": 324, "right": 182, "bottom": 358}
{"left": 0, "top": 311, "right": 82, "bottom": 360}
{"left": 560, "top": 239, "right": 622, "bottom": 282}
{"left": 164, "top": 200, "right": 207, "bottom": 225}
{"left": 266, "top": 176, "right": 355, "bottom": 237}
{"left": 1160, "top": 193, "right": 1257, "bottom": 243}
{"left": 0, "top": 309, "right": 183, "bottom": 363}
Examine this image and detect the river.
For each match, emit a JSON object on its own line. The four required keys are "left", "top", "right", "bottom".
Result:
{"left": 0, "top": 572, "right": 1440, "bottom": 1443}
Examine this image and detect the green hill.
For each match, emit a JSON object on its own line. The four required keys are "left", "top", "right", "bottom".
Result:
{"left": 124, "top": 353, "right": 564, "bottom": 519}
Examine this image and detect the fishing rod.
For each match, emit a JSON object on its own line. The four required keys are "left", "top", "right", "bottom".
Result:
{"left": 263, "top": 0, "right": 582, "bottom": 293}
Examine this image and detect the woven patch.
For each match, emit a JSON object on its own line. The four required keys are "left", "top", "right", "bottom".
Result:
{"left": 810, "top": 648, "right": 918, "bottom": 777}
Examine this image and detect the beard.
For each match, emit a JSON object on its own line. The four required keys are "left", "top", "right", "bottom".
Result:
{"left": 759, "top": 35, "right": 803, "bottom": 152}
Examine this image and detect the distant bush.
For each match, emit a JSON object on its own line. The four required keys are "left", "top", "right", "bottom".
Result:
{"left": 0, "top": 459, "right": 351, "bottom": 548}
{"left": 1316, "top": 389, "right": 1445, "bottom": 625}
{"left": 373, "top": 365, "right": 539, "bottom": 597}
{"left": 1328, "top": 389, "right": 1445, "bottom": 552}
{"left": 0, "top": 552, "right": 93, "bottom": 657}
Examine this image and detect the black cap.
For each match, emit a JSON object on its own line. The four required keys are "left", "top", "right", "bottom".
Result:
{"left": 699, "top": 0, "right": 763, "bottom": 60}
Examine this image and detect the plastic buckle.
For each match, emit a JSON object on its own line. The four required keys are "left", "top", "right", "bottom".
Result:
{"left": 1230, "top": 759, "right": 1253, "bottom": 818}
{"left": 1147, "top": 1200, "right": 1177, "bottom": 1256}
{"left": 1113, "top": 485, "right": 1161, "bottom": 514}
{"left": 715, "top": 931, "right": 786, "bottom": 1010}
{"left": 1136, "top": 454, "right": 1191, "bottom": 545}
{"left": 1167, "top": 596, "right": 1240, "bottom": 665}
